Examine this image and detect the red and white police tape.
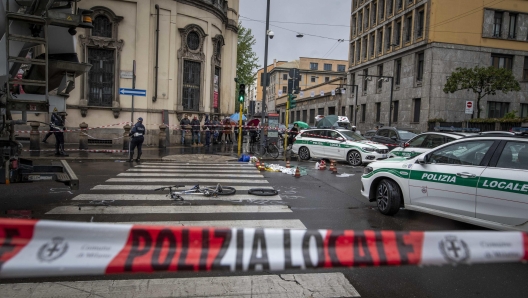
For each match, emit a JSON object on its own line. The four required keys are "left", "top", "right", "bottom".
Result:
{"left": 22, "top": 149, "right": 128, "bottom": 153}
{"left": 1, "top": 218, "right": 526, "bottom": 278}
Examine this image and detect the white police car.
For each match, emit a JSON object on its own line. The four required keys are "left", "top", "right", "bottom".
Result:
{"left": 293, "top": 128, "right": 389, "bottom": 166}
{"left": 361, "top": 135, "right": 528, "bottom": 232}
{"left": 389, "top": 132, "right": 475, "bottom": 158}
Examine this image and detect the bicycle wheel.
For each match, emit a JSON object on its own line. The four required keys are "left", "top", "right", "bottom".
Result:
{"left": 268, "top": 144, "right": 279, "bottom": 159}
{"left": 204, "top": 186, "right": 236, "bottom": 195}
{"left": 248, "top": 188, "right": 279, "bottom": 196}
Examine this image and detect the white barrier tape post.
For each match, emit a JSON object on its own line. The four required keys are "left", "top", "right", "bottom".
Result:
{"left": 0, "top": 219, "right": 527, "bottom": 278}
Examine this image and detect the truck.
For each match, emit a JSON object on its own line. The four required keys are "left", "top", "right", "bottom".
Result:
{"left": 0, "top": 0, "right": 93, "bottom": 189}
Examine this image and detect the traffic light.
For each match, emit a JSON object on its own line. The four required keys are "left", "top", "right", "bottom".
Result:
{"left": 288, "top": 93, "right": 297, "bottom": 109}
{"left": 238, "top": 84, "right": 246, "bottom": 102}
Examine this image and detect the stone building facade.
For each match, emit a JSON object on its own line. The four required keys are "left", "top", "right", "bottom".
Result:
{"left": 19, "top": 0, "right": 239, "bottom": 145}
{"left": 348, "top": 0, "right": 528, "bottom": 132}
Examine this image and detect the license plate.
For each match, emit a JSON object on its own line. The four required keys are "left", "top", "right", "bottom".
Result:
{"left": 28, "top": 175, "right": 52, "bottom": 181}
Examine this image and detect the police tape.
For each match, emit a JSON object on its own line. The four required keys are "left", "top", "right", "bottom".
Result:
{"left": 2, "top": 219, "right": 525, "bottom": 278}
{"left": 22, "top": 149, "right": 129, "bottom": 153}
{"left": 15, "top": 122, "right": 133, "bottom": 134}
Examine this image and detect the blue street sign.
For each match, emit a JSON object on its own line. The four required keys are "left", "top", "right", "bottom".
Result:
{"left": 119, "top": 88, "right": 146, "bottom": 97}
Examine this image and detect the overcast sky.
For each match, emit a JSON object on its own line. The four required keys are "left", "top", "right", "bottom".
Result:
{"left": 239, "top": 0, "right": 351, "bottom": 68}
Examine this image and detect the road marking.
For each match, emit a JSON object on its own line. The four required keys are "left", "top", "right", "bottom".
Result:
{"left": 0, "top": 273, "right": 360, "bottom": 297}
{"left": 46, "top": 205, "right": 291, "bottom": 214}
{"left": 142, "top": 162, "right": 253, "bottom": 166}
{"left": 106, "top": 178, "right": 269, "bottom": 183}
{"left": 117, "top": 173, "right": 264, "bottom": 178}
{"left": 134, "top": 165, "right": 256, "bottom": 170}
{"left": 91, "top": 185, "right": 274, "bottom": 191}
{"left": 128, "top": 168, "right": 260, "bottom": 173}
{"left": 110, "top": 219, "right": 306, "bottom": 229}
{"left": 72, "top": 194, "right": 282, "bottom": 201}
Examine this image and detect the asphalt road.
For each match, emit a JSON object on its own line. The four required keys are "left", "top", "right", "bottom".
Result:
{"left": 1, "top": 159, "right": 527, "bottom": 297}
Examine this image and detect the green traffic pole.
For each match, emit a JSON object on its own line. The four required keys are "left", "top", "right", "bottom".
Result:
{"left": 237, "top": 101, "right": 243, "bottom": 157}
{"left": 284, "top": 98, "right": 289, "bottom": 160}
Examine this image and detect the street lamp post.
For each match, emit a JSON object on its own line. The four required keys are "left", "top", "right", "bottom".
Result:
{"left": 358, "top": 74, "right": 394, "bottom": 127}
{"left": 260, "top": 0, "right": 271, "bottom": 155}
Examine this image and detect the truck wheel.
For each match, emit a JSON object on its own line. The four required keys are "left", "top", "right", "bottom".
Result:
{"left": 298, "top": 146, "right": 311, "bottom": 160}
{"left": 347, "top": 150, "right": 362, "bottom": 166}
{"left": 376, "top": 179, "right": 401, "bottom": 215}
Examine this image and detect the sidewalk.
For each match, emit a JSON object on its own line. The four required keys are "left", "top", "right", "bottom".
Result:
{"left": 19, "top": 141, "right": 266, "bottom": 162}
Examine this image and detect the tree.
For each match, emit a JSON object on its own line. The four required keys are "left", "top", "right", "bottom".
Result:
{"left": 443, "top": 66, "right": 521, "bottom": 118}
{"left": 235, "top": 22, "right": 259, "bottom": 111}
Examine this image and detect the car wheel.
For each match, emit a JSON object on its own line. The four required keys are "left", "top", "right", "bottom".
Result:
{"left": 298, "top": 146, "right": 311, "bottom": 160}
{"left": 376, "top": 179, "right": 401, "bottom": 216}
{"left": 347, "top": 150, "right": 362, "bottom": 166}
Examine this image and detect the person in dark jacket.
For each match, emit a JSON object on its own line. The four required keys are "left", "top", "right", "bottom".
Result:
{"left": 180, "top": 114, "right": 191, "bottom": 144}
{"left": 191, "top": 116, "right": 202, "bottom": 146}
{"left": 50, "top": 112, "right": 68, "bottom": 156}
{"left": 212, "top": 116, "right": 221, "bottom": 144}
{"left": 203, "top": 115, "right": 212, "bottom": 147}
{"left": 128, "top": 117, "right": 145, "bottom": 162}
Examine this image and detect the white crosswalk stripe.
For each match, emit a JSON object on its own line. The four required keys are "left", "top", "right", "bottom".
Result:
{"left": 116, "top": 173, "right": 265, "bottom": 178}
{"left": 106, "top": 178, "right": 269, "bottom": 183}
{"left": 91, "top": 185, "right": 274, "bottom": 191}
{"left": 72, "top": 194, "right": 283, "bottom": 201}
{"left": 30, "top": 162, "right": 360, "bottom": 297}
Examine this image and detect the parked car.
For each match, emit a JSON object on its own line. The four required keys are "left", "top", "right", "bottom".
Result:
{"left": 361, "top": 134, "right": 528, "bottom": 232}
{"left": 292, "top": 128, "right": 389, "bottom": 166}
{"left": 370, "top": 127, "right": 419, "bottom": 150}
{"left": 389, "top": 132, "right": 475, "bottom": 158}
{"left": 363, "top": 130, "right": 377, "bottom": 140}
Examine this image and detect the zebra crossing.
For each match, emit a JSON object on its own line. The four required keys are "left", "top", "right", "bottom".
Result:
{"left": 3, "top": 161, "right": 360, "bottom": 297}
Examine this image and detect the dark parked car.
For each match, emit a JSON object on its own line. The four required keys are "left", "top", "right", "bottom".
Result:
{"left": 363, "top": 130, "right": 377, "bottom": 140}
{"left": 370, "top": 127, "right": 419, "bottom": 150}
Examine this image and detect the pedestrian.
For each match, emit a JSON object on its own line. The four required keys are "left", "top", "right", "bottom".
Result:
{"left": 203, "top": 115, "right": 212, "bottom": 147}
{"left": 128, "top": 117, "right": 145, "bottom": 162}
{"left": 375, "top": 125, "right": 379, "bottom": 131}
{"left": 50, "top": 112, "right": 68, "bottom": 156}
{"left": 223, "top": 117, "right": 233, "bottom": 144}
{"left": 180, "top": 114, "right": 191, "bottom": 144}
{"left": 42, "top": 123, "right": 53, "bottom": 143}
{"left": 288, "top": 123, "right": 299, "bottom": 145}
{"left": 212, "top": 116, "right": 221, "bottom": 144}
{"left": 191, "top": 115, "right": 202, "bottom": 146}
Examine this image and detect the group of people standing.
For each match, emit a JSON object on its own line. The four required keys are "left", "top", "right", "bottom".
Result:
{"left": 179, "top": 114, "right": 235, "bottom": 147}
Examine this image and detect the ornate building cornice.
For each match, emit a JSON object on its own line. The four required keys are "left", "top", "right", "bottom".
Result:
{"left": 176, "top": 0, "right": 228, "bottom": 23}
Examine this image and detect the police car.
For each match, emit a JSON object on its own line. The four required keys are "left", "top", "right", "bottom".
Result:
{"left": 361, "top": 135, "right": 528, "bottom": 232}
{"left": 293, "top": 128, "right": 389, "bottom": 166}
{"left": 389, "top": 132, "right": 476, "bottom": 158}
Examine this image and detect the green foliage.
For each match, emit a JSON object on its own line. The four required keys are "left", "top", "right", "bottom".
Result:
{"left": 236, "top": 22, "right": 259, "bottom": 90}
{"left": 469, "top": 117, "right": 527, "bottom": 123}
{"left": 503, "top": 110, "right": 517, "bottom": 119}
{"left": 443, "top": 66, "right": 521, "bottom": 118}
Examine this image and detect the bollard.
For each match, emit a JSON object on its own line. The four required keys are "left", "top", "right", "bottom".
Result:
{"left": 29, "top": 122, "right": 40, "bottom": 157}
{"left": 79, "top": 122, "right": 88, "bottom": 150}
{"left": 159, "top": 124, "right": 167, "bottom": 148}
{"left": 123, "top": 124, "right": 131, "bottom": 151}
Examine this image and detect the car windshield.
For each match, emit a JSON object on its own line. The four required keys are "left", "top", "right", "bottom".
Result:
{"left": 340, "top": 130, "right": 366, "bottom": 141}
{"left": 337, "top": 122, "right": 350, "bottom": 129}
{"left": 398, "top": 130, "right": 417, "bottom": 140}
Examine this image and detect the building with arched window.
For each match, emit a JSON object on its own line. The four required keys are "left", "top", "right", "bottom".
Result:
{"left": 42, "top": 0, "right": 239, "bottom": 144}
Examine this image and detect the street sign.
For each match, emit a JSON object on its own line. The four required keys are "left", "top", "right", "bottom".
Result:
{"left": 119, "top": 88, "right": 146, "bottom": 97}
{"left": 120, "top": 70, "right": 134, "bottom": 79}
{"left": 465, "top": 101, "right": 474, "bottom": 114}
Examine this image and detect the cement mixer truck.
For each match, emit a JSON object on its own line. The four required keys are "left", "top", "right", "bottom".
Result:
{"left": 0, "top": 0, "right": 93, "bottom": 188}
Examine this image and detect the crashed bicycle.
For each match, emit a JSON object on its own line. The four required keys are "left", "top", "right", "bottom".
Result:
{"left": 154, "top": 184, "right": 236, "bottom": 200}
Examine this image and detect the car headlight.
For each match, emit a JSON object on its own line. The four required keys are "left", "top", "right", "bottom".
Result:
{"left": 363, "top": 147, "right": 375, "bottom": 152}
{"left": 363, "top": 166, "right": 374, "bottom": 174}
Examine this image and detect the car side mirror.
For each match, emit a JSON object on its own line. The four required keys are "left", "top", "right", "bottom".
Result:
{"left": 391, "top": 136, "right": 398, "bottom": 140}
{"left": 416, "top": 155, "right": 427, "bottom": 164}
{"left": 336, "top": 137, "right": 345, "bottom": 142}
